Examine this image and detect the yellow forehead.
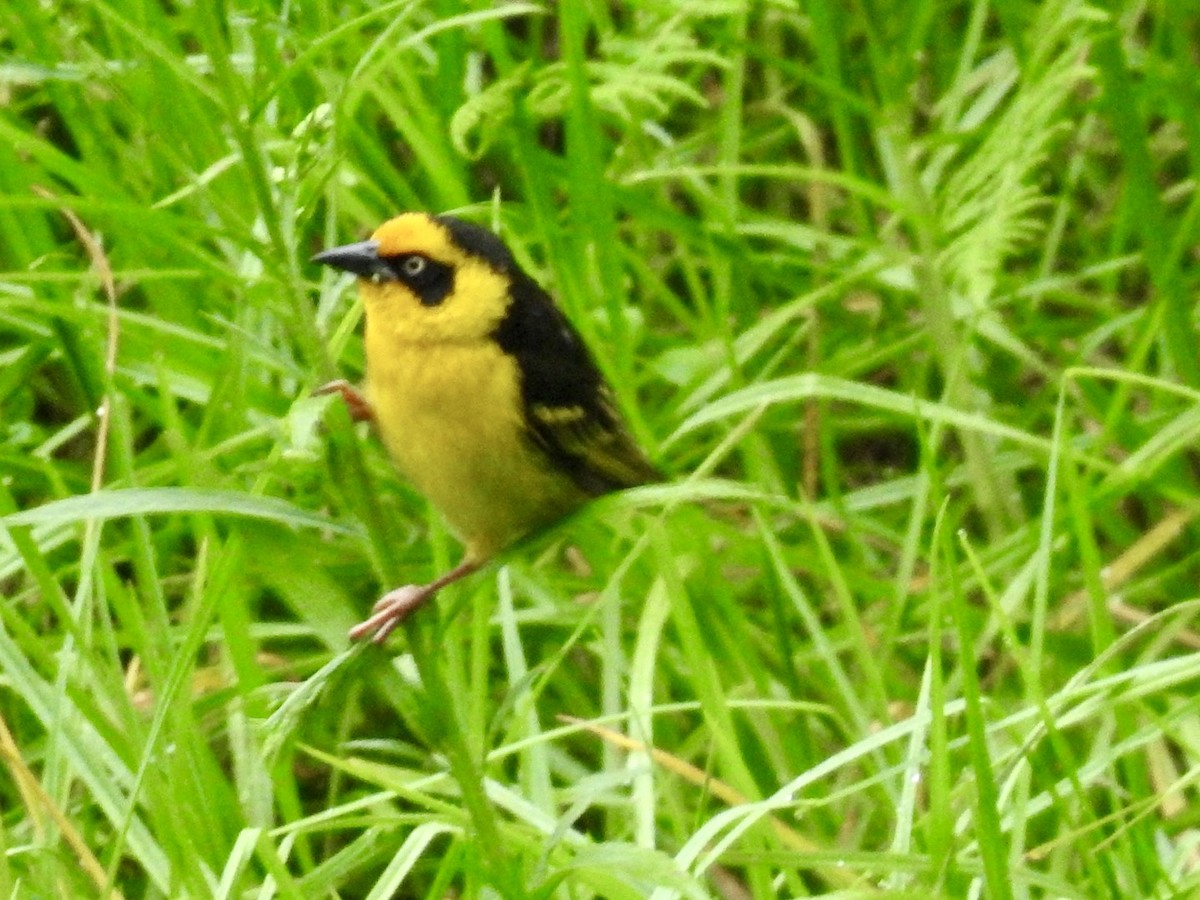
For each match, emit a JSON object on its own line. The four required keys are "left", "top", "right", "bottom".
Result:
{"left": 360, "top": 213, "right": 511, "bottom": 345}
{"left": 371, "top": 213, "right": 462, "bottom": 264}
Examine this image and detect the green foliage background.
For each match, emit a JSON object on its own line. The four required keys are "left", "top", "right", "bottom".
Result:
{"left": 2, "top": 0, "right": 1199, "bottom": 896}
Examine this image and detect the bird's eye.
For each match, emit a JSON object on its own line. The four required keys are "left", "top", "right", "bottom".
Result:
{"left": 387, "top": 254, "right": 453, "bottom": 306}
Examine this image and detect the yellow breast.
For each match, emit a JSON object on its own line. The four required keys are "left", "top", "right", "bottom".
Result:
{"left": 365, "top": 328, "right": 588, "bottom": 560}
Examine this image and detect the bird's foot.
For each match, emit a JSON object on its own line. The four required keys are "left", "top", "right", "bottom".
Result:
{"left": 348, "top": 584, "right": 433, "bottom": 644}
{"left": 315, "top": 379, "right": 375, "bottom": 423}
{"left": 348, "top": 559, "right": 482, "bottom": 644}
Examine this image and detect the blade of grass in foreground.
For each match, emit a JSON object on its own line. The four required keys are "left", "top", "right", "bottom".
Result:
{"left": 2, "top": 487, "right": 355, "bottom": 533}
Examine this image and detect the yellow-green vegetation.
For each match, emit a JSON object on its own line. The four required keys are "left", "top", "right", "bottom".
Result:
{"left": 2, "top": 1, "right": 1199, "bottom": 897}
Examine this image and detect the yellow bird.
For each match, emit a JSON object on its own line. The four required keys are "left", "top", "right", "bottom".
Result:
{"left": 314, "top": 213, "right": 661, "bottom": 642}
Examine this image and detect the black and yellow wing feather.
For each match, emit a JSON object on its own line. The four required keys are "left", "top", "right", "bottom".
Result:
{"left": 492, "top": 269, "right": 662, "bottom": 496}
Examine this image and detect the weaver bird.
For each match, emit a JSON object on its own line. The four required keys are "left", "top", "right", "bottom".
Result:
{"left": 314, "top": 213, "right": 660, "bottom": 642}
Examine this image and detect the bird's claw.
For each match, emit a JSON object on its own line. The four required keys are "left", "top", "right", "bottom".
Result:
{"left": 315, "top": 379, "right": 375, "bottom": 423}
{"left": 348, "top": 584, "right": 431, "bottom": 643}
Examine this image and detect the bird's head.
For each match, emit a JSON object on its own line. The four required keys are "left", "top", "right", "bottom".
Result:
{"left": 314, "top": 212, "right": 517, "bottom": 344}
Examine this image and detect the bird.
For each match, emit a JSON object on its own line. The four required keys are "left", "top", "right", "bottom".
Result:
{"left": 313, "top": 212, "right": 661, "bottom": 643}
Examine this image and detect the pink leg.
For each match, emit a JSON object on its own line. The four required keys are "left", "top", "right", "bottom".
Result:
{"left": 349, "top": 558, "right": 483, "bottom": 643}
{"left": 315, "top": 379, "right": 375, "bottom": 423}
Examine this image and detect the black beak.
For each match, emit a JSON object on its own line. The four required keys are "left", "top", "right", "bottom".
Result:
{"left": 312, "top": 240, "right": 382, "bottom": 278}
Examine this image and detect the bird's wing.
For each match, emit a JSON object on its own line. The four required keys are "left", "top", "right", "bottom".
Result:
{"left": 493, "top": 273, "right": 661, "bottom": 496}
{"left": 526, "top": 382, "right": 662, "bottom": 494}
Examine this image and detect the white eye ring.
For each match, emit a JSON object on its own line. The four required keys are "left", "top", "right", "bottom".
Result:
{"left": 402, "top": 255, "right": 427, "bottom": 277}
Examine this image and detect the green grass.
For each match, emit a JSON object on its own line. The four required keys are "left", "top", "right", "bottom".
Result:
{"left": 3, "top": 0, "right": 1200, "bottom": 896}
